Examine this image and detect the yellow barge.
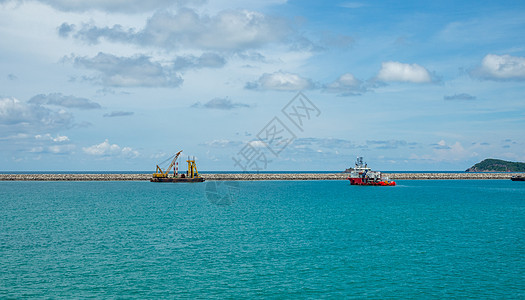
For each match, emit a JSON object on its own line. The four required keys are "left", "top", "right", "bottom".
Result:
{"left": 150, "top": 150, "right": 205, "bottom": 183}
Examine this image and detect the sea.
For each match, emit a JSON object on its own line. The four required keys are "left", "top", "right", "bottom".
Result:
{"left": 1, "top": 179, "right": 524, "bottom": 298}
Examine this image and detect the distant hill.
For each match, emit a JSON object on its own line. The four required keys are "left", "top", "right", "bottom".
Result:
{"left": 466, "top": 159, "right": 525, "bottom": 172}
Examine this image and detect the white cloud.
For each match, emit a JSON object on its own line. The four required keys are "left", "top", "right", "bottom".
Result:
{"left": 30, "top": 146, "right": 45, "bottom": 153}
{"left": 249, "top": 140, "right": 267, "bottom": 148}
{"left": 47, "top": 144, "right": 75, "bottom": 154}
{"left": 29, "top": 142, "right": 75, "bottom": 155}
{"left": 294, "top": 137, "right": 356, "bottom": 148}
{"left": 121, "top": 147, "right": 139, "bottom": 157}
{"left": 54, "top": 135, "right": 69, "bottom": 142}
{"left": 434, "top": 141, "right": 474, "bottom": 161}
{"left": 471, "top": 54, "right": 525, "bottom": 81}
{"left": 83, "top": 140, "right": 119, "bottom": 156}
{"left": 68, "top": 8, "right": 289, "bottom": 52}
{"left": 246, "top": 71, "right": 315, "bottom": 91}
{"left": 0, "top": 97, "right": 73, "bottom": 136}
{"left": 103, "top": 111, "right": 134, "bottom": 118}
{"left": 35, "top": 133, "right": 69, "bottom": 142}
{"left": 67, "top": 51, "right": 228, "bottom": 88}
{"left": 376, "top": 61, "right": 432, "bottom": 83}
{"left": 0, "top": 133, "right": 31, "bottom": 141}
{"left": 323, "top": 73, "right": 364, "bottom": 95}
{"left": 412, "top": 140, "right": 476, "bottom": 162}
{"left": 83, "top": 139, "right": 139, "bottom": 158}
{"left": 28, "top": 93, "right": 101, "bottom": 109}
{"left": 71, "top": 53, "right": 183, "bottom": 87}
{"left": 191, "top": 98, "right": 250, "bottom": 110}
{"left": 366, "top": 139, "right": 408, "bottom": 149}
{"left": 202, "top": 139, "right": 243, "bottom": 148}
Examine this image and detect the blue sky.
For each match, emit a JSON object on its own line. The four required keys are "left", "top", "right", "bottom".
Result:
{"left": 1, "top": 0, "right": 524, "bottom": 171}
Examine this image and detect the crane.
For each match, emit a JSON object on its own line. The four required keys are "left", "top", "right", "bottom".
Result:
{"left": 152, "top": 150, "right": 183, "bottom": 179}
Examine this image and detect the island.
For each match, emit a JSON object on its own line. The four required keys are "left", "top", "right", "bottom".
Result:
{"left": 466, "top": 158, "right": 525, "bottom": 172}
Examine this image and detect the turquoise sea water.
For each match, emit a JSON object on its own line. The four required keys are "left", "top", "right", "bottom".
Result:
{"left": 1, "top": 180, "right": 524, "bottom": 298}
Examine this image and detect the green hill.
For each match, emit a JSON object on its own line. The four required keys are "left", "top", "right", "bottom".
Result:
{"left": 466, "top": 158, "right": 525, "bottom": 172}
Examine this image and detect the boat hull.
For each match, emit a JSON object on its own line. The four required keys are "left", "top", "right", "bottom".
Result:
{"left": 150, "top": 177, "right": 205, "bottom": 183}
{"left": 511, "top": 176, "right": 525, "bottom": 181}
{"left": 348, "top": 177, "right": 396, "bottom": 186}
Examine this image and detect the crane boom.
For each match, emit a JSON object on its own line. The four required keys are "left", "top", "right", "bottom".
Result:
{"left": 153, "top": 150, "right": 183, "bottom": 178}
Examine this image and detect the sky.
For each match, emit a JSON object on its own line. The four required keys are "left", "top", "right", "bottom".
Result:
{"left": 1, "top": 0, "right": 524, "bottom": 171}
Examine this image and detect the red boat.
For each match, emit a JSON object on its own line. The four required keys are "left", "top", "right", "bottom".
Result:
{"left": 347, "top": 157, "right": 395, "bottom": 186}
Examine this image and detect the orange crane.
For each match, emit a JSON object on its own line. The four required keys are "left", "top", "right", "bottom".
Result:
{"left": 152, "top": 150, "right": 183, "bottom": 179}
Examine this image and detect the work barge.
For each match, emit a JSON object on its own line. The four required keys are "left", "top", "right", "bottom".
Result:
{"left": 150, "top": 150, "right": 204, "bottom": 182}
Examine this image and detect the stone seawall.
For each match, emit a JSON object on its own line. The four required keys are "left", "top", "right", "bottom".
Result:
{"left": 203, "top": 173, "right": 520, "bottom": 180}
{"left": 0, "top": 173, "right": 521, "bottom": 181}
{"left": 0, "top": 174, "right": 151, "bottom": 181}
{"left": 384, "top": 173, "right": 519, "bottom": 180}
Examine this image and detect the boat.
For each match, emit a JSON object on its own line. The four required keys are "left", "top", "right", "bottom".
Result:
{"left": 150, "top": 150, "right": 205, "bottom": 183}
{"left": 511, "top": 175, "right": 525, "bottom": 181}
{"left": 347, "top": 157, "right": 395, "bottom": 186}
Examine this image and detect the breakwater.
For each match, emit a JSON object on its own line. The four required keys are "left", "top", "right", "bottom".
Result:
{"left": 0, "top": 174, "right": 151, "bottom": 181}
{"left": 0, "top": 173, "right": 521, "bottom": 181}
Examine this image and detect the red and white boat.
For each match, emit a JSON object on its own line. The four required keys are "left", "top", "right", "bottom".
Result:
{"left": 347, "top": 157, "right": 396, "bottom": 186}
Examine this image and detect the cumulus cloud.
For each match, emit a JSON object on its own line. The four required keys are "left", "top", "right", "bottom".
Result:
{"left": 35, "top": 133, "right": 69, "bottom": 142}
{"left": 29, "top": 93, "right": 101, "bottom": 109}
{"left": 28, "top": 133, "right": 75, "bottom": 154}
{"left": 0, "top": 97, "right": 73, "bottom": 136}
{"left": 71, "top": 52, "right": 183, "bottom": 88}
{"left": 323, "top": 73, "right": 364, "bottom": 96}
{"left": 471, "top": 54, "right": 525, "bottom": 81}
{"left": 83, "top": 139, "right": 139, "bottom": 158}
{"left": 444, "top": 93, "right": 476, "bottom": 100}
{"left": 68, "top": 52, "right": 229, "bottom": 88}
{"left": 66, "top": 8, "right": 289, "bottom": 52}
{"left": 71, "top": 23, "right": 136, "bottom": 45}
{"left": 245, "top": 71, "right": 315, "bottom": 91}
{"left": 192, "top": 98, "right": 250, "bottom": 110}
{"left": 376, "top": 61, "right": 433, "bottom": 83}
{"left": 103, "top": 111, "right": 134, "bottom": 117}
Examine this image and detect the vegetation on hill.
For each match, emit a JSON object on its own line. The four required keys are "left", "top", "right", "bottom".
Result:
{"left": 466, "top": 158, "right": 525, "bottom": 172}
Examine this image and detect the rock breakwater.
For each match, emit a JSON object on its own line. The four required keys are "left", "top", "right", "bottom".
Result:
{"left": 384, "top": 173, "right": 519, "bottom": 180}
{"left": 0, "top": 174, "right": 151, "bottom": 181}
{"left": 0, "top": 172, "right": 521, "bottom": 181}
